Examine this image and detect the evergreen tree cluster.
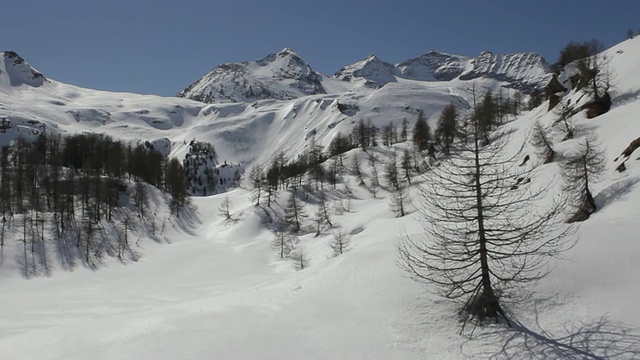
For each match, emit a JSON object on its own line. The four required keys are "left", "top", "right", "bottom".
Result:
{"left": 0, "top": 132, "right": 190, "bottom": 275}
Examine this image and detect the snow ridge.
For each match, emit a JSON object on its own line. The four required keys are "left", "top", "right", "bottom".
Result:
{"left": 334, "top": 54, "right": 399, "bottom": 88}
{"left": 342, "top": 50, "right": 551, "bottom": 93}
{"left": 177, "top": 48, "right": 326, "bottom": 103}
{"left": 0, "top": 51, "right": 46, "bottom": 90}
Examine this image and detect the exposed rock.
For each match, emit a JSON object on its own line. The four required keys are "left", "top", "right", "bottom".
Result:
{"left": 618, "top": 136, "right": 640, "bottom": 159}
{"left": 544, "top": 75, "right": 567, "bottom": 110}
{"left": 582, "top": 92, "right": 612, "bottom": 118}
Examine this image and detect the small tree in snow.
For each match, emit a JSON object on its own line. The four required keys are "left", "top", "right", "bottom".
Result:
{"left": 390, "top": 185, "right": 410, "bottom": 217}
{"left": 284, "top": 191, "right": 308, "bottom": 233}
{"left": 272, "top": 226, "right": 295, "bottom": 259}
{"left": 329, "top": 229, "right": 351, "bottom": 256}
{"left": 553, "top": 100, "right": 575, "bottom": 141}
{"left": 368, "top": 153, "right": 380, "bottom": 198}
{"left": 290, "top": 245, "right": 308, "bottom": 270}
{"left": 384, "top": 152, "right": 400, "bottom": 191}
{"left": 350, "top": 153, "right": 366, "bottom": 186}
{"left": 218, "top": 194, "right": 234, "bottom": 221}
{"left": 314, "top": 192, "right": 333, "bottom": 236}
{"left": 530, "top": 120, "right": 556, "bottom": 164}
{"left": 560, "top": 133, "right": 606, "bottom": 222}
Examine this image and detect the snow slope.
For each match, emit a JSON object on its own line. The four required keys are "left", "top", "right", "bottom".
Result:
{"left": 1, "top": 37, "right": 640, "bottom": 359}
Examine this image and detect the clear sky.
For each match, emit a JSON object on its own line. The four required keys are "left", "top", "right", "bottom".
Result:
{"left": 3, "top": 0, "right": 638, "bottom": 96}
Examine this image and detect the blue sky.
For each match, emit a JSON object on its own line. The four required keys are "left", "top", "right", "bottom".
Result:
{"left": 3, "top": 0, "right": 638, "bottom": 96}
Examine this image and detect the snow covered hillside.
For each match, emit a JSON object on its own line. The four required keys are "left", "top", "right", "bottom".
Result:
{"left": 1, "top": 37, "right": 640, "bottom": 359}
{"left": 177, "top": 48, "right": 331, "bottom": 103}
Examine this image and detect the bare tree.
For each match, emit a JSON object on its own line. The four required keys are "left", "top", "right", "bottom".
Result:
{"left": 329, "top": 229, "right": 350, "bottom": 256}
{"left": 218, "top": 194, "right": 234, "bottom": 221}
{"left": 560, "top": 133, "right": 606, "bottom": 223}
{"left": 390, "top": 185, "right": 410, "bottom": 217}
{"left": 384, "top": 152, "right": 400, "bottom": 191}
{"left": 271, "top": 226, "right": 295, "bottom": 259}
{"left": 368, "top": 153, "right": 380, "bottom": 198}
{"left": 283, "top": 191, "right": 308, "bottom": 233}
{"left": 290, "top": 244, "right": 308, "bottom": 270}
{"left": 531, "top": 120, "right": 556, "bottom": 164}
{"left": 248, "top": 165, "right": 264, "bottom": 206}
{"left": 400, "top": 149, "right": 413, "bottom": 185}
{"left": 553, "top": 100, "right": 575, "bottom": 141}
{"left": 397, "top": 116, "right": 574, "bottom": 331}
{"left": 314, "top": 192, "right": 333, "bottom": 236}
{"left": 350, "top": 153, "right": 365, "bottom": 186}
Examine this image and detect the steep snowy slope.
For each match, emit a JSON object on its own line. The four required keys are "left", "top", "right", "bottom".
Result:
{"left": 177, "top": 48, "right": 329, "bottom": 103}
{"left": 458, "top": 50, "right": 551, "bottom": 92}
{"left": 396, "top": 50, "right": 469, "bottom": 81}
{"left": 0, "top": 51, "right": 46, "bottom": 89}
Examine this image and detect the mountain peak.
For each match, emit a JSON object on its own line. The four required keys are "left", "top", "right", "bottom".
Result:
{"left": 334, "top": 54, "right": 398, "bottom": 87}
{"left": 0, "top": 51, "right": 47, "bottom": 89}
{"left": 177, "top": 49, "right": 325, "bottom": 103}
{"left": 277, "top": 48, "right": 298, "bottom": 57}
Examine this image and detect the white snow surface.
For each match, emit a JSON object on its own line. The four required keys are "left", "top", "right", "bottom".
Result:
{"left": 1, "top": 37, "right": 640, "bottom": 359}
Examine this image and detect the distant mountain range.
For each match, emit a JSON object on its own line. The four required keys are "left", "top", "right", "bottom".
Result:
{"left": 178, "top": 48, "right": 552, "bottom": 103}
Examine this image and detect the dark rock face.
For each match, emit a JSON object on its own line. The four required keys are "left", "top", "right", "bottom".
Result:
{"left": 1, "top": 51, "right": 46, "bottom": 87}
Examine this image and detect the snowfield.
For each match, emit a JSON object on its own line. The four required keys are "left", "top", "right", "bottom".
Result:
{"left": 1, "top": 38, "right": 640, "bottom": 359}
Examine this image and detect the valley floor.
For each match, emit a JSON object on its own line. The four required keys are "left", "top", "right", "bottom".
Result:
{"left": 1, "top": 179, "right": 640, "bottom": 359}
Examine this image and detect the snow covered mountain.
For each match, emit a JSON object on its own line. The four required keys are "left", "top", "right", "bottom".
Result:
{"left": 178, "top": 47, "right": 551, "bottom": 104}
{"left": 334, "top": 54, "right": 399, "bottom": 87}
{"left": 340, "top": 49, "right": 552, "bottom": 92}
{"left": 177, "top": 48, "right": 327, "bottom": 103}
{"left": 2, "top": 37, "right": 640, "bottom": 359}
{"left": 396, "top": 50, "right": 469, "bottom": 81}
{"left": 0, "top": 51, "right": 46, "bottom": 88}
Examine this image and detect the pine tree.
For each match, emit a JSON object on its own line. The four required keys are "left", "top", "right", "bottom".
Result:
{"left": 413, "top": 110, "right": 431, "bottom": 152}
{"left": 367, "top": 153, "right": 380, "bottom": 198}
{"left": 435, "top": 103, "right": 459, "bottom": 155}
{"left": 398, "top": 110, "right": 574, "bottom": 330}
{"left": 290, "top": 244, "right": 308, "bottom": 270}
{"left": 350, "top": 153, "right": 365, "bottom": 186}
{"left": 400, "top": 149, "right": 412, "bottom": 185}
{"left": 272, "top": 226, "right": 295, "bottom": 259}
{"left": 314, "top": 192, "right": 333, "bottom": 236}
{"left": 400, "top": 118, "right": 408, "bottom": 142}
{"left": 390, "top": 185, "right": 409, "bottom": 217}
{"left": 560, "top": 133, "right": 606, "bottom": 222}
{"left": 329, "top": 229, "right": 350, "bottom": 256}
{"left": 284, "top": 191, "right": 308, "bottom": 233}
{"left": 248, "top": 165, "right": 264, "bottom": 207}
{"left": 531, "top": 120, "right": 556, "bottom": 164}
{"left": 553, "top": 100, "right": 575, "bottom": 141}
{"left": 384, "top": 152, "right": 400, "bottom": 191}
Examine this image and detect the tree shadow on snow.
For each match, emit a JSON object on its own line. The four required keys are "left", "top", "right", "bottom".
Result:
{"left": 467, "top": 308, "right": 640, "bottom": 359}
{"left": 612, "top": 88, "right": 640, "bottom": 107}
{"left": 594, "top": 176, "right": 640, "bottom": 211}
